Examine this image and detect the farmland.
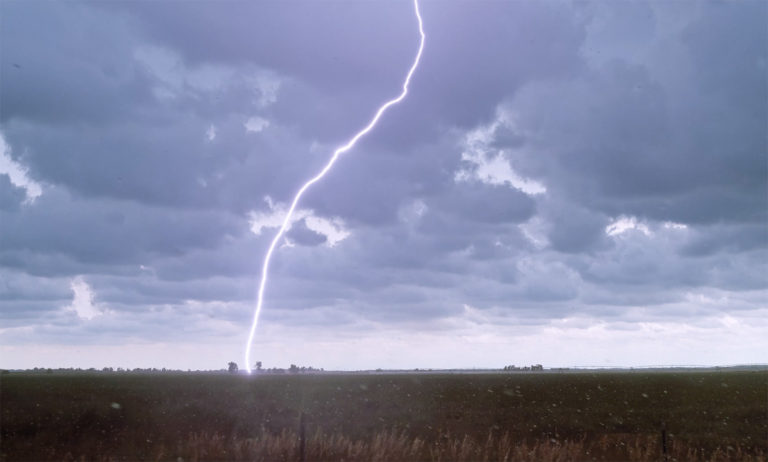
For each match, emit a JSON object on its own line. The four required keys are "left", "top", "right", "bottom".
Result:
{"left": 1, "top": 369, "right": 766, "bottom": 461}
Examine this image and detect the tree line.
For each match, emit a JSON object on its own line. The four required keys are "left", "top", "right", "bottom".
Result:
{"left": 227, "top": 362, "right": 323, "bottom": 374}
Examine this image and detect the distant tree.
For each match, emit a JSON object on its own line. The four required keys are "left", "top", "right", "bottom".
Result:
{"left": 289, "top": 364, "right": 299, "bottom": 373}
{"left": 255, "top": 361, "right": 262, "bottom": 371}
{"left": 228, "top": 362, "right": 239, "bottom": 374}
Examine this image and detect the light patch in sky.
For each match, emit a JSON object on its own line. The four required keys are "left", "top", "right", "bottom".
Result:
{"left": 245, "top": 116, "right": 270, "bottom": 133}
{"left": 0, "top": 133, "right": 43, "bottom": 202}
{"left": 247, "top": 73, "right": 281, "bottom": 108}
{"left": 457, "top": 150, "right": 547, "bottom": 195}
{"left": 65, "top": 276, "right": 103, "bottom": 320}
{"left": 206, "top": 125, "right": 216, "bottom": 141}
{"left": 663, "top": 221, "right": 688, "bottom": 230}
{"left": 133, "top": 46, "right": 183, "bottom": 100}
{"left": 606, "top": 216, "right": 651, "bottom": 236}
{"left": 519, "top": 216, "right": 548, "bottom": 249}
{"left": 3, "top": 304, "right": 767, "bottom": 370}
{"left": 398, "top": 199, "right": 428, "bottom": 225}
{"left": 249, "top": 196, "right": 304, "bottom": 235}
{"left": 249, "top": 196, "right": 350, "bottom": 247}
{"left": 456, "top": 112, "right": 546, "bottom": 195}
{"left": 133, "top": 45, "right": 279, "bottom": 105}
{"left": 304, "top": 216, "right": 350, "bottom": 247}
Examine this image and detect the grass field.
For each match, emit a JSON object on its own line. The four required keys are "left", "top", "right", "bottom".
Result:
{"left": 1, "top": 369, "right": 766, "bottom": 461}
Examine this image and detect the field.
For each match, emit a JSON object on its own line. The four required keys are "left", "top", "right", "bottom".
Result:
{"left": 1, "top": 369, "right": 766, "bottom": 461}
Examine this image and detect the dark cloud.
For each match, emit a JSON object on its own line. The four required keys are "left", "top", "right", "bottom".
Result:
{"left": 680, "top": 224, "right": 768, "bottom": 258}
{"left": 286, "top": 219, "right": 327, "bottom": 247}
{"left": 0, "top": 270, "right": 70, "bottom": 311}
{"left": 0, "top": 188, "right": 247, "bottom": 266}
{"left": 500, "top": 2, "right": 766, "bottom": 230}
{"left": 544, "top": 201, "right": 611, "bottom": 254}
{"left": 0, "top": 1, "right": 145, "bottom": 126}
{"left": 437, "top": 182, "right": 536, "bottom": 224}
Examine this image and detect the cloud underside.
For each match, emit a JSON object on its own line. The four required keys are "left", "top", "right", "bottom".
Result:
{"left": 0, "top": 0, "right": 765, "bottom": 367}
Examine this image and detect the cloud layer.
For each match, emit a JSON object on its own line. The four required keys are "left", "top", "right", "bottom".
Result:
{"left": 1, "top": 0, "right": 765, "bottom": 369}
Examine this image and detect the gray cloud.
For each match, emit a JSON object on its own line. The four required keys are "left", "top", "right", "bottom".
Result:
{"left": 286, "top": 219, "right": 327, "bottom": 247}
{"left": 0, "top": 188, "right": 247, "bottom": 266}
{"left": 0, "top": 175, "right": 25, "bottom": 211}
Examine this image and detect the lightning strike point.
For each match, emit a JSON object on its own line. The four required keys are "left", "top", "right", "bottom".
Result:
{"left": 245, "top": 0, "right": 425, "bottom": 374}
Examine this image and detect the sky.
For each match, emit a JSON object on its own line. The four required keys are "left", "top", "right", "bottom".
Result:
{"left": 1, "top": 0, "right": 766, "bottom": 371}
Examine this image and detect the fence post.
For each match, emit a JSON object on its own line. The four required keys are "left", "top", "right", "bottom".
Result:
{"left": 299, "top": 411, "right": 306, "bottom": 462}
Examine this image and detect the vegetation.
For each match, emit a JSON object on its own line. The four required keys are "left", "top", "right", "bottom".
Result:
{"left": 1, "top": 369, "right": 765, "bottom": 461}
{"left": 228, "top": 362, "right": 239, "bottom": 374}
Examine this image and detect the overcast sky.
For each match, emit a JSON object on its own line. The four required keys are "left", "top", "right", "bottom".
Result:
{"left": 1, "top": 0, "right": 766, "bottom": 370}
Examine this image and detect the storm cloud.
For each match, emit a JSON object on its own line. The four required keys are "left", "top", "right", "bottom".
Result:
{"left": 1, "top": 0, "right": 765, "bottom": 370}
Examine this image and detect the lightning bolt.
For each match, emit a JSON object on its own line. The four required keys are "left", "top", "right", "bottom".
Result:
{"left": 245, "top": 0, "right": 425, "bottom": 374}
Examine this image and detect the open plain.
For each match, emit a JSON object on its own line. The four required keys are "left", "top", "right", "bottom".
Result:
{"left": 1, "top": 369, "right": 766, "bottom": 461}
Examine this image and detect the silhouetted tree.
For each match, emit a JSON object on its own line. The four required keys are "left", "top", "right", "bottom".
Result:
{"left": 228, "top": 362, "right": 238, "bottom": 373}
{"left": 255, "top": 361, "right": 262, "bottom": 371}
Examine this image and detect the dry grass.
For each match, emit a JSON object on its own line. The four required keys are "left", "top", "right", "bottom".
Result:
{"left": 6, "top": 371, "right": 765, "bottom": 461}
{"left": 105, "top": 429, "right": 766, "bottom": 462}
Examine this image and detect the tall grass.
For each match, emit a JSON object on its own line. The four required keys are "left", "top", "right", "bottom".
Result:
{"left": 5, "top": 371, "right": 765, "bottom": 461}
{"left": 97, "top": 429, "right": 764, "bottom": 462}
